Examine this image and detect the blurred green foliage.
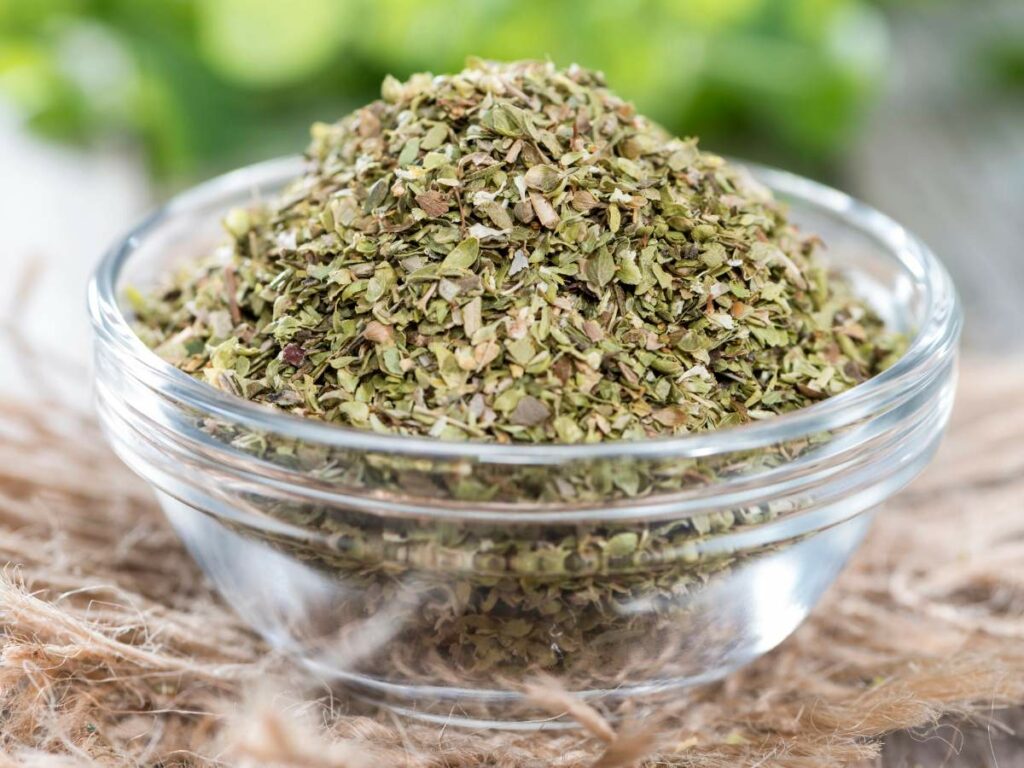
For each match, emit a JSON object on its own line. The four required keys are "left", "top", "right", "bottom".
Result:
{"left": 0, "top": 0, "right": 889, "bottom": 182}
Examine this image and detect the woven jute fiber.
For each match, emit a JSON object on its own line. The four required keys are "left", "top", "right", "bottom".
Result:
{"left": 1, "top": 347, "right": 1022, "bottom": 768}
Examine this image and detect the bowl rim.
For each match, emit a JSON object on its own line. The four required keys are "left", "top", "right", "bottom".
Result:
{"left": 89, "top": 154, "right": 961, "bottom": 462}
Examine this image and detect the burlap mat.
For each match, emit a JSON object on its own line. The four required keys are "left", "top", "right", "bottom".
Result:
{"left": 1, "top": 348, "right": 1022, "bottom": 767}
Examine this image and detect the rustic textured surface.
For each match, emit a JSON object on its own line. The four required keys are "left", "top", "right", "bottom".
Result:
{"left": 0, "top": 347, "right": 1021, "bottom": 767}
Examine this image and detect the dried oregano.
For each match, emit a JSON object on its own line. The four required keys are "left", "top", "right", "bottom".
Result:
{"left": 132, "top": 59, "right": 902, "bottom": 444}
{"left": 128, "top": 61, "right": 906, "bottom": 692}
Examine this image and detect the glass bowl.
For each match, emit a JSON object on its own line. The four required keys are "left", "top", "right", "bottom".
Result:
{"left": 89, "top": 156, "right": 961, "bottom": 727}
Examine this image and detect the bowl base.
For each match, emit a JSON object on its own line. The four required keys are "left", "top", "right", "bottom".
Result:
{"left": 299, "top": 654, "right": 760, "bottom": 729}
{"left": 158, "top": 492, "right": 874, "bottom": 726}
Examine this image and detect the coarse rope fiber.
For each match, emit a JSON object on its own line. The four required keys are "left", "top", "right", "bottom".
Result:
{"left": 1, "top": 342, "right": 1022, "bottom": 767}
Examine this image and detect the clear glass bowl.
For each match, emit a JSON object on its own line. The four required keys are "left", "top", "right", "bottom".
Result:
{"left": 89, "top": 156, "right": 961, "bottom": 726}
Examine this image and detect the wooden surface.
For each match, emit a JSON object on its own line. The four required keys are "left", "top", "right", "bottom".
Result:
{"left": 847, "top": 0, "right": 1024, "bottom": 355}
{"left": 852, "top": 4, "right": 1024, "bottom": 762}
{"left": 877, "top": 710, "right": 1024, "bottom": 767}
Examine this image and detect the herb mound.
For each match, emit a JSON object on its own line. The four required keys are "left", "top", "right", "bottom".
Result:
{"left": 135, "top": 59, "right": 901, "bottom": 443}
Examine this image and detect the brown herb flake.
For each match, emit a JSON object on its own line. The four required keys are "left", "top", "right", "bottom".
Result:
{"left": 281, "top": 343, "right": 305, "bottom": 367}
{"left": 510, "top": 395, "right": 551, "bottom": 427}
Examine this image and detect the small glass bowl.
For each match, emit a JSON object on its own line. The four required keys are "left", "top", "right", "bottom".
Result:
{"left": 89, "top": 156, "right": 960, "bottom": 726}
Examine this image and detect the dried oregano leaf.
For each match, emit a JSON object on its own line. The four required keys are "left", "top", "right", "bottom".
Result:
{"left": 133, "top": 59, "right": 903, "bottom": 445}
{"left": 128, "top": 62, "right": 909, "bottom": 690}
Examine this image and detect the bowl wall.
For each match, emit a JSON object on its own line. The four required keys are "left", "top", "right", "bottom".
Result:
{"left": 90, "top": 157, "right": 960, "bottom": 725}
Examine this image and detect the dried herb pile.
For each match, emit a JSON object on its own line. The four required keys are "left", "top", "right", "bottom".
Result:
{"left": 133, "top": 59, "right": 900, "bottom": 443}
{"left": 126, "top": 60, "right": 909, "bottom": 698}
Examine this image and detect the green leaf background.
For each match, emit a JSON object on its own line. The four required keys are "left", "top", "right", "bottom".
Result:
{"left": 0, "top": 0, "right": 891, "bottom": 183}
